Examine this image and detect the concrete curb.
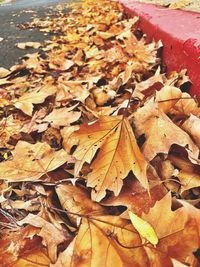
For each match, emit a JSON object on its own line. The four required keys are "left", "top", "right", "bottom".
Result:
{"left": 120, "top": 0, "right": 200, "bottom": 99}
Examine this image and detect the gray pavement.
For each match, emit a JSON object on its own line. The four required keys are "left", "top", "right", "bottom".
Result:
{"left": 0, "top": 0, "right": 72, "bottom": 69}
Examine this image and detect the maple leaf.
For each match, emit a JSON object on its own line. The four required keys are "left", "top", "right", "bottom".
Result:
{"left": 71, "top": 116, "right": 148, "bottom": 201}
{"left": 133, "top": 100, "right": 199, "bottom": 161}
{"left": 1, "top": 0, "right": 200, "bottom": 265}
{"left": 139, "top": 193, "right": 199, "bottom": 265}
{"left": 0, "top": 141, "right": 72, "bottom": 182}
{"left": 142, "top": 193, "right": 187, "bottom": 241}
{"left": 133, "top": 67, "right": 164, "bottom": 99}
{"left": 52, "top": 215, "right": 149, "bottom": 267}
{"left": 70, "top": 116, "right": 123, "bottom": 174}
{"left": 0, "top": 225, "right": 49, "bottom": 266}
{"left": 169, "top": 200, "right": 200, "bottom": 265}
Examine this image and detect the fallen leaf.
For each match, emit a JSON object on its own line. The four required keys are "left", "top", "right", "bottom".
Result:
{"left": 128, "top": 210, "right": 158, "bottom": 245}
{"left": 177, "top": 171, "right": 200, "bottom": 193}
{"left": 56, "top": 183, "right": 106, "bottom": 224}
{"left": 0, "top": 141, "right": 72, "bottom": 182}
{"left": 70, "top": 116, "right": 123, "bottom": 175}
{"left": 13, "top": 84, "right": 57, "bottom": 116}
{"left": 16, "top": 42, "right": 42, "bottom": 49}
{"left": 71, "top": 116, "right": 148, "bottom": 201}
{"left": 0, "top": 67, "right": 10, "bottom": 78}
{"left": 43, "top": 106, "right": 81, "bottom": 127}
{"left": 156, "top": 85, "right": 182, "bottom": 113}
{"left": 102, "top": 174, "right": 167, "bottom": 215}
{"left": 169, "top": 0, "right": 192, "bottom": 9}
{"left": 52, "top": 215, "right": 149, "bottom": 267}
{"left": 142, "top": 193, "right": 187, "bottom": 241}
{"left": 18, "top": 213, "right": 66, "bottom": 263}
{"left": 172, "top": 92, "right": 200, "bottom": 117}
{"left": 0, "top": 115, "right": 25, "bottom": 148}
{"left": 182, "top": 114, "right": 200, "bottom": 147}
{"left": 11, "top": 249, "right": 50, "bottom": 267}
{"left": 134, "top": 100, "right": 199, "bottom": 161}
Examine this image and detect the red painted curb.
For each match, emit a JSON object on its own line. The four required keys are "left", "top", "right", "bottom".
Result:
{"left": 120, "top": 0, "right": 200, "bottom": 99}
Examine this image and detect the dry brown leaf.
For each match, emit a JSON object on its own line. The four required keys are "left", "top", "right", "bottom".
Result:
{"left": 61, "top": 125, "right": 80, "bottom": 153}
{"left": 52, "top": 215, "right": 149, "bottom": 267}
{"left": 0, "top": 115, "right": 25, "bottom": 148}
{"left": 133, "top": 67, "right": 164, "bottom": 99}
{"left": 172, "top": 92, "right": 200, "bottom": 117}
{"left": 0, "top": 67, "right": 10, "bottom": 78}
{"left": 142, "top": 193, "right": 187, "bottom": 240}
{"left": 43, "top": 106, "right": 81, "bottom": 127}
{"left": 156, "top": 85, "right": 182, "bottom": 113}
{"left": 13, "top": 84, "right": 57, "bottom": 116}
{"left": 168, "top": 200, "right": 200, "bottom": 265}
{"left": 56, "top": 80, "right": 90, "bottom": 103}
{"left": 16, "top": 42, "right": 42, "bottom": 49}
{"left": 18, "top": 213, "right": 66, "bottom": 263}
{"left": 102, "top": 175, "right": 167, "bottom": 215}
{"left": 87, "top": 117, "right": 148, "bottom": 201}
{"left": 177, "top": 171, "right": 200, "bottom": 193}
{"left": 0, "top": 0, "right": 200, "bottom": 265}
{"left": 69, "top": 116, "right": 123, "bottom": 175}
{"left": 134, "top": 100, "right": 199, "bottom": 161}
{"left": 0, "top": 141, "right": 72, "bottom": 182}
{"left": 56, "top": 183, "right": 106, "bottom": 224}
{"left": 182, "top": 114, "right": 200, "bottom": 147}
{"left": 11, "top": 249, "right": 50, "bottom": 267}
{"left": 71, "top": 116, "right": 148, "bottom": 201}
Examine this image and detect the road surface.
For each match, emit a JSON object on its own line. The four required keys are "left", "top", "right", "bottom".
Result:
{"left": 0, "top": 0, "right": 72, "bottom": 68}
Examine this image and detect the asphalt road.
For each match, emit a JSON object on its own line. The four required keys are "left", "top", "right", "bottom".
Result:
{"left": 0, "top": 0, "right": 72, "bottom": 69}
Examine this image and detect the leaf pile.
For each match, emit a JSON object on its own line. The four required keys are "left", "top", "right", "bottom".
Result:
{"left": 0, "top": 0, "right": 200, "bottom": 266}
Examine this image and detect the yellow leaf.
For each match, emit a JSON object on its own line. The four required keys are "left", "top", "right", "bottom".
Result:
{"left": 128, "top": 210, "right": 158, "bottom": 245}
